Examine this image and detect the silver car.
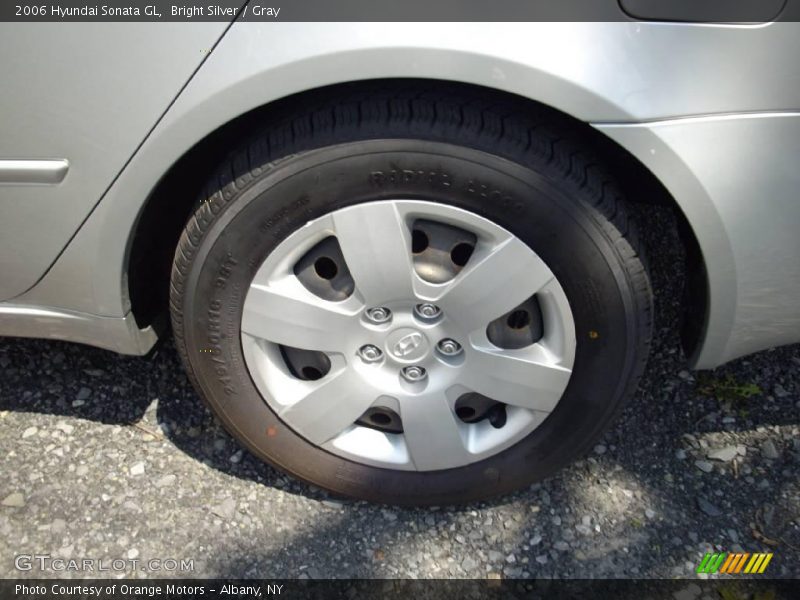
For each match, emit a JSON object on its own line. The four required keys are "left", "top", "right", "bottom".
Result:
{"left": 1, "top": 15, "right": 799, "bottom": 504}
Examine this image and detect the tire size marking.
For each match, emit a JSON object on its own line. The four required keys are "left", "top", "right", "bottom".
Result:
{"left": 207, "top": 298, "right": 237, "bottom": 396}
{"left": 213, "top": 253, "right": 238, "bottom": 290}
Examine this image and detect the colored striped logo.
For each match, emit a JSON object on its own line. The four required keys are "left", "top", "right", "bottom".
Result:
{"left": 696, "top": 552, "right": 773, "bottom": 574}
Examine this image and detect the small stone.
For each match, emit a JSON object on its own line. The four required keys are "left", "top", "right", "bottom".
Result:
{"left": 229, "top": 450, "right": 243, "bottom": 464}
{"left": 51, "top": 518, "right": 66, "bottom": 532}
{"left": 736, "top": 445, "right": 747, "bottom": 456}
{"left": 156, "top": 474, "right": 176, "bottom": 488}
{"left": 22, "top": 427, "right": 38, "bottom": 439}
{"left": 127, "top": 548, "right": 139, "bottom": 559}
{"left": 530, "top": 534, "right": 542, "bottom": 546}
{"left": 130, "top": 462, "right": 145, "bottom": 476}
{"left": 505, "top": 553, "right": 516, "bottom": 564}
{"left": 696, "top": 497, "right": 722, "bottom": 517}
{"left": 761, "top": 440, "right": 780, "bottom": 460}
{"left": 678, "top": 370, "right": 691, "bottom": 380}
{"left": 774, "top": 384, "right": 790, "bottom": 398}
{"left": 593, "top": 444, "right": 607, "bottom": 455}
{"left": 695, "top": 460, "right": 714, "bottom": 473}
{"left": 72, "top": 400, "right": 85, "bottom": 407}
{"left": 76, "top": 387, "right": 91, "bottom": 400}
{"left": 76, "top": 465, "right": 88, "bottom": 476}
{"left": 488, "top": 550, "right": 503, "bottom": 562}
{"left": 535, "top": 555, "right": 548, "bottom": 564}
{"left": 675, "top": 449, "right": 687, "bottom": 460}
{"left": 554, "top": 541, "right": 569, "bottom": 551}
{"left": 708, "top": 446, "right": 738, "bottom": 462}
{"left": 212, "top": 497, "right": 237, "bottom": 520}
{"left": 2, "top": 493, "right": 25, "bottom": 507}
{"left": 551, "top": 516, "right": 561, "bottom": 526}
{"left": 321, "top": 500, "right": 343, "bottom": 509}
{"left": 461, "top": 556, "right": 478, "bottom": 571}
{"left": 645, "top": 508, "right": 656, "bottom": 520}
{"left": 55, "top": 422, "right": 74, "bottom": 435}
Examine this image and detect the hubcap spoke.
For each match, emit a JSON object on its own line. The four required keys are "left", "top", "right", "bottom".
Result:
{"left": 332, "top": 202, "right": 415, "bottom": 304}
{"left": 279, "top": 368, "right": 376, "bottom": 445}
{"left": 242, "top": 279, "right": 357, "bottom": 352}
{"left": 465, "top": 346, "right": 572, "bottom": 413}
{"left": 401, "top": 392, "right": 471, "bottom": 471}
{"left": 434, "top": 237, "right": 553, "bottom": 330}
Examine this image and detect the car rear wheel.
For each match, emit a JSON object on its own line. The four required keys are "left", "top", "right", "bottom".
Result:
{"left": 170, "top": 85, "right": 652, "bottom": 504}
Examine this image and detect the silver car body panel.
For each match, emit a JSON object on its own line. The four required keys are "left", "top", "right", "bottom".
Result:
{"left": 598, "top": 113, "right": 800, "bottom": 366}
{"left": 1, "top": 22, "right": 799, "bottom": 368}
{"left": 0, "top": 22, "right": 231, "bottom": 300}
{"left": 0, "top": 303, "right": 156, "bottom": 355}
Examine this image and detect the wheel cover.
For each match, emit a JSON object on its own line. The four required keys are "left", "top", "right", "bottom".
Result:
{"left": 240, "top": 200, "right": 576, "bottom": 471}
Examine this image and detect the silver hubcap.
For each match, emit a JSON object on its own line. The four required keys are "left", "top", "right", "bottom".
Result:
{"left": 241, "top": 200, "right": 576, "bottom": 471}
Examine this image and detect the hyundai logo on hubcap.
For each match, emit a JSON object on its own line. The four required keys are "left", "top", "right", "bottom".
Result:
{"left": 393, "top": 332, "right": 423, "bottom": 357}
{"left": 386, "top": 328, "right": 430, "bottom": 362}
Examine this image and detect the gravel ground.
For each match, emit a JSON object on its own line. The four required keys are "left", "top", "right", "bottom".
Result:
{"left": 0, "top": 205, "right": 798, "bottom": 581}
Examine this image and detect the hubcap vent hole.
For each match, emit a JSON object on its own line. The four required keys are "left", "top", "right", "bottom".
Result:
{"left": 455, "top": 406, "right": 476, "bottom": 421}
{"left": 411, "top": 219, "right": 477, "bottom": 283}
{"left": 300, "top": 366, "right": 323, "bottom": 381}
{"left": 293, "top": 236, "right": 354, "bottom": 301}
{"left": 314, "top": 257, "right": 337, "bottom": 280}
{"left": 507, "top": 309, "right": 531, "bottom": 330}
{"left": 450, "top": 242, "right": 475, "bottom": 267}
{"left": 356, "top": 407, "right": 403, "bottom": 434}
{"left": 412, "top": 229, "right": 429, "bottom": 254}
{"left": 280, "top": 345, "right": 331, "bottom": 381}
{"left": 487, "top": 295, "right": 544, "bottom": 349}
{"left": 455, "top": 393, "right": 507, "bottom": 428}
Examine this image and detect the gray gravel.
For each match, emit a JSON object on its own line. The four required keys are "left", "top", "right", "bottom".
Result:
{"left": 1, "top": 205, "right": 798, "bottom": 579}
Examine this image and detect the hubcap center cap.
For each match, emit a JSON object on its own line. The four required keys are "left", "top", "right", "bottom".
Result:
{"left": 385, "top": 327, "right": 430, "bottom": 363}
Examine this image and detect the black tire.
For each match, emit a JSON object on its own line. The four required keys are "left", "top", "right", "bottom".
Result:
{"left": 170, "top": 82, "right": 652, "bottom": 505}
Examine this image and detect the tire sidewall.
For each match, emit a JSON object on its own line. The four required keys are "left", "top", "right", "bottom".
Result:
{"left": 181, "top": 139, "right": 641, "bottom": 505}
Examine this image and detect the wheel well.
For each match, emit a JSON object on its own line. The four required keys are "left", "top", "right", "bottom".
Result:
{"left": 127, "top": 78, "right": 708, "bottom": 357}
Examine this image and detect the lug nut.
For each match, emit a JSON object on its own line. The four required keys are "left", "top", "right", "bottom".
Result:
{"left": 365, "top": 307, "right": 392, "bottom": 324}
{"left": 401, "top": 365, "right": 427, "bottom": 382}
{"left": 437, "top": 338, "right": 462, "bottom": 356}
{"left": 414, "top": 303, "right": 442, "bottom": 321}
{"left": 358, "top": 344, "right": 383, "bottom": 363}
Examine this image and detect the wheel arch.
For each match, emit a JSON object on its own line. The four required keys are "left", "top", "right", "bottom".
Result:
{"left": 127, "top": 78, "right": 709, "bottom": 362}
